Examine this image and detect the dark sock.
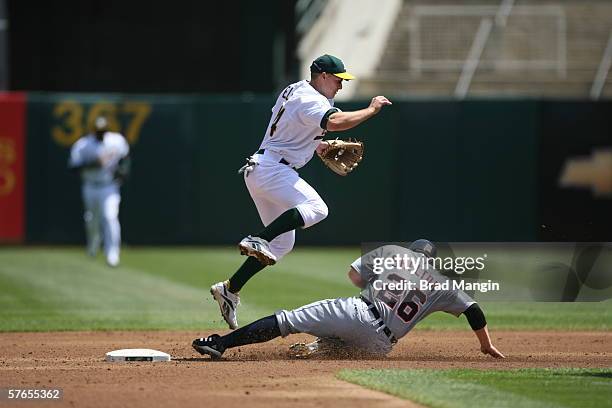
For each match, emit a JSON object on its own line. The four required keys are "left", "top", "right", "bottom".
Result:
{"left": 228, "top": 257, "right": 266, "bottom": 293}
{"left": 254, "top": 208, "right": 305, "bottom": 242}
{"left": 219, "top": 315, "right": 281, "bottom": 349}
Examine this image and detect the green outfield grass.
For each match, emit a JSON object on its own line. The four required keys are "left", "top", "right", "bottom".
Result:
{"left": 0, "top": 247, "right": 610, "bottom": 332}
{"left": 337, "top": 368, "right": 612, "bottom": 408}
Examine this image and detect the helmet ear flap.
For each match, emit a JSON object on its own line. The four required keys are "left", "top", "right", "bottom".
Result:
{"left": 409, "top": 239, "right": 437, "bottom": 258}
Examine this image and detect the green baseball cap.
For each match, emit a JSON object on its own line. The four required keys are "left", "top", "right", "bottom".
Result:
{"left": 310, "top": 54, "right": 356, "bottom": 80}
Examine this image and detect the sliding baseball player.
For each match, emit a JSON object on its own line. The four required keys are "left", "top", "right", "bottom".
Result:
{"left": 196, "top": 240, "right": 505, "bottom": 359}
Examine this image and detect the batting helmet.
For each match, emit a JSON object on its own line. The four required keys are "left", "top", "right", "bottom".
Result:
{"left": 409, "top": 239, "right": 437, "bottom": 258}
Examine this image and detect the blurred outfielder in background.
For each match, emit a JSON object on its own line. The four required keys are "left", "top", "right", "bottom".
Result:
{"left": 68, "top": 116, "right": 130, "bottom": 267}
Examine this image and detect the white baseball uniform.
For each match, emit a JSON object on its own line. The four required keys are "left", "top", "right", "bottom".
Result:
{"left": 69, "top": 132, "right": 129, "bottom": 266}
{"left": 245, "top": 79, "right": 339, "bottom": 260}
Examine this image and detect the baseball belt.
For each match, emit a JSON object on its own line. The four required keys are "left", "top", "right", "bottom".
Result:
{"left": 256, "top": 149, "right": 295, "bottom": 169}
{"left": 360, "top": 296, "right": 397, "bottom": 344}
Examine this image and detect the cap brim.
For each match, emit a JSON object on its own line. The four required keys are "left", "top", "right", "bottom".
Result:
{"left": 333, "top": 72, "right": 356, "bottom": 80}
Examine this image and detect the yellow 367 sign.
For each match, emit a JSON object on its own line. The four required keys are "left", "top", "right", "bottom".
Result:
{"left": 52, "top": 101, "right": 152, "bottom": 147}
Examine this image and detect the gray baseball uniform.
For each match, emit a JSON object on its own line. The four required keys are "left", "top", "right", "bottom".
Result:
{"left": 275, "top": 244, "right": 475, "bottom": 355}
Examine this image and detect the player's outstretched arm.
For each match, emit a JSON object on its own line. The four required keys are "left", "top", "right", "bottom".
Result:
{"left": 326, "top": 96, "right": 392, "bottom": 132}
{"left": 463, "top": 303, "right": 505, "bottom": 359}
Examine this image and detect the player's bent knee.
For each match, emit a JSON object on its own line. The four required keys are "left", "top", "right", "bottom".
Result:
{"left": 297, "top": 200, "right": 328, "bottom": 228}
{"left": 315, "top": 201, "right": 329, "bottom": 221}
{"left": 309, "top": 202, "right": 328, "bottom": 226}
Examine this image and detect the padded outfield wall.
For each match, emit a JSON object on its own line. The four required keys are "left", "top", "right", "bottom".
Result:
{"left": 3, "top": 93, "right": 609, "bottom": 245}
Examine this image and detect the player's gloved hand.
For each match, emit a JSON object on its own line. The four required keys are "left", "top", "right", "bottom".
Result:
{"left": 481, "top": 344, "right": 505, "bottom": 359}
{"left": 238, "top": 157, "right": 258, "bottom": 177}
{"left": 317, "top": 138, "right": 364, "bottom": 176}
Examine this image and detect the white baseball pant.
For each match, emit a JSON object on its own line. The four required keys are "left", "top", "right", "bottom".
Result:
{"left": 244, "top": 150, "right": 328, "bottom": 260}
{"left": 82, "top": 183, "right": 121, "bottom": 264}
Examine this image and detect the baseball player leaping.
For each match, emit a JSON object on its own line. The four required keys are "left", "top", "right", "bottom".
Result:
{"left": 211, "top": 54, "right": 392, "bottom": 329}
{"left": 196, "top": 240, "right": 505, "bottom": 359}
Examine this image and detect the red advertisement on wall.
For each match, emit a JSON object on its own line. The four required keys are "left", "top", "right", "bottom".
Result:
{"left": 0, "top": 92, "right": 26, "bottom": 242}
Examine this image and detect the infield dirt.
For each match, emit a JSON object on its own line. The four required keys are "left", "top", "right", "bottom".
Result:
{"left": 1, "top": 330, "right": 610, "bottom": 408}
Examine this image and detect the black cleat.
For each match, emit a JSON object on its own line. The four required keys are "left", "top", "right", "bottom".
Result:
{"left": 192, "top": 334, "right": 225, "bottom": 359}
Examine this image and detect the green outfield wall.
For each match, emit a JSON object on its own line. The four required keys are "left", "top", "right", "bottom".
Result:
{"left": 19, "top": 94, "right": 610, "bottom": 245}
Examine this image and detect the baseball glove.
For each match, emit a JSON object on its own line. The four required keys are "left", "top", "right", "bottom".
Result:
{"left": 317, "top": 138, "right": 364, "bottom": 176}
